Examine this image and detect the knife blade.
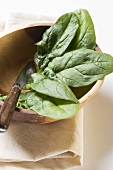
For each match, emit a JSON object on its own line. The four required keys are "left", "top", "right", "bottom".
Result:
{"left": 0, "top": 60, "right": 35, "bottom": 132}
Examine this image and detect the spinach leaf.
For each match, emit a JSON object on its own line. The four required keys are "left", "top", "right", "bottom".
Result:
{"left": 34, "top": 9, "right": 96, "bottom": 71}
{"left": 34, "top": 12, "right": 79, "bottom": 69}
{"left": 31, "top": 72, "right": 45, "bottom": 83}
{"left": 0, "top": 94, "right": 7, "bottom": 101}
{"left": 29, "top": 73, "right": 78, "bottom": 102}
{"left": 73, "top": 9, "right": 96, "bottom": 50}
{"left": 46, "top": 49, "right": 113, "bottom": 87}
{"left": 16, "top": 92, "right": 30, "bottom": 109}
{"left": 26, "top": 91, "right": 79, "bottom": 119}
{"left": 17, "top": 78, "right": 80, "bottom": 119}
{"left": 26, "top": 73, "right": 80, "bottom": 119}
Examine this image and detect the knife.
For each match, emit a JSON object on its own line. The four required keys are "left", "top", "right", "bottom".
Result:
{"left": 0, "top": 60, "right": 35, "bottom": 132}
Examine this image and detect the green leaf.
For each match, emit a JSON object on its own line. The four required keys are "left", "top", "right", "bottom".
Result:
{"left": 31, "top": 72, "right": 45, "bottom": 83}
{"left": 47, "top": 49, "right": 113, "bottom": 87}
{"left": 0, "top": 94, "right": 7, "bottom": 101}
{"left": 18, "top": 92, "right": 28, "bottom": 102}
{"left": 26, "top": 73, "right": 80, "bottom": 119}
{"left": 65, "top": 9, "right": 96, "bottom": 52}
{"left": 17, "top": 92, "right": 31, "bottom": 109}
{"left": 27, "top": 91, "right": 79, "bottom": 119}
{"left": 72, "top": 9, "right": 96, "bottom": 50}
{"left": 29, "top": 73, "right": 78, "bottom": 102}
{"left": 34, "top": 12, "right": 79, "bottom": 69}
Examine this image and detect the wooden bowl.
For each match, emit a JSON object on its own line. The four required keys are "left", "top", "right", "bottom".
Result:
{"left": 0, "top": 25, "right": 104, "bottom": 124}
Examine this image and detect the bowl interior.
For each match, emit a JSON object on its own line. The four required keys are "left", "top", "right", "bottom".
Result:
{"left": 0, "top": 25, "right": 50, "bottom": 94}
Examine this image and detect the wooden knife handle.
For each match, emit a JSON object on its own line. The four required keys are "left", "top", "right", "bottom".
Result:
{"left": 0, "top": 85, "right": 21, "bottom": 132}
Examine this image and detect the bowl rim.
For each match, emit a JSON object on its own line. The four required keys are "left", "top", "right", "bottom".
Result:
{"left": 79, "top": 79, "right": 104, "bottom": 109}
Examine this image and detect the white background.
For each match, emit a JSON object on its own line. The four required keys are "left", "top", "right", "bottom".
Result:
{"left": 0, "top": 0, "right": 113, "bottom": 170}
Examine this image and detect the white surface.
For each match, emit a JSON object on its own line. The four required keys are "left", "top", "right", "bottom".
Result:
{"left": 0, "top": 0, "right": 113, "bottom": 170}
